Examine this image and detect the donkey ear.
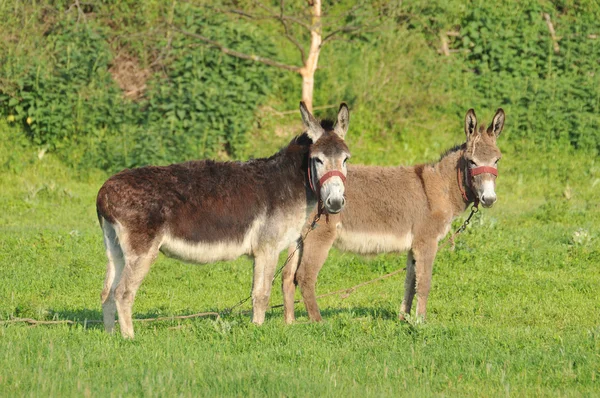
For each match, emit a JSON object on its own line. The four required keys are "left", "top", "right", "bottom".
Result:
{"left": 333, "top": 103, "right": 350, "bottom": 139}
{"left": 300, "top": 101, "right": 324, "bottom": 142}
{"left": 464, "top": 109, "right": 478, "bottom": 138}
{"left": 487, "top": 108, "right": 505, "bottom": 138}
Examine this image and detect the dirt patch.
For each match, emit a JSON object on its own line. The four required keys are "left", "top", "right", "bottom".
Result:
{"left": 109, "top": 52, "right": 150, "bottom": 100}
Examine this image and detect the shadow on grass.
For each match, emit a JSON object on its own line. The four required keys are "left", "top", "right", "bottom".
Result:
{"left": 48, "top": 306, "right": 233, "bottom": 330}
{"left": 8, "top": 304, "right": 400, "bottom": 330}
{"left": 276, "top": 306, "right": 399, "bottom": 321}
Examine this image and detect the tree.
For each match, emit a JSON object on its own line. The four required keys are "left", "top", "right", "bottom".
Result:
{"left": 174, "top": 0, "right": 380, "bottom": 112}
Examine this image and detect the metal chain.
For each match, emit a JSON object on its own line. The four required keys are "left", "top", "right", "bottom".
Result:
{"left": 442, "top": 204, "right": 479, "bottom": 251}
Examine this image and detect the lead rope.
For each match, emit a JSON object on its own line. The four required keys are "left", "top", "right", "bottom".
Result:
{"left": 0, "top": 210, "right": 325, "bottom": 327}
{"left": 1, "top": 206, "right": 476, "bottom": 328}
{"left": 266, "top": 205, "right": 480, "bottom": 312}
{"left": 3, "top": 173, "right": 479, "bottom": 326}
{"left": 224, "top": 169, "right": 479, "bottom": 314}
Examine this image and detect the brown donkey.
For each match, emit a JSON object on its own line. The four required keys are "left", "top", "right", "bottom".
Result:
{"left": 97, "top": 102, "right": 351, "bottom": 338}
{"left": 282, "top": 108, "right": 504, "bottom": 323}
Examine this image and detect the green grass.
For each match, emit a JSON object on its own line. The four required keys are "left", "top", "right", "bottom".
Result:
{"left": 1, "top": 124, "right": 599, "bottom": 396}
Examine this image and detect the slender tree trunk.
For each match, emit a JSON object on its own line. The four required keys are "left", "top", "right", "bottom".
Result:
{"left": 299, "top": 0, "right": 322, "bottom": 112}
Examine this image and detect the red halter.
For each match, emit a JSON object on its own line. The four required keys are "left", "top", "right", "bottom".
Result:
{"left": 307, "top": 162, "right": 346, "bottom": 195}
{"left": 307, "top": 157, "right": 346, "bottom": 219}
{"left": 458, "top": 161, "right": 498, "bottom": 207}
{"left": 470, "top": 166, "right": 498, "bottom": 177}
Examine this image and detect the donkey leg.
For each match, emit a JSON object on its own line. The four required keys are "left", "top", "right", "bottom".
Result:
{"left": 296, "top": 241, "right": 335, "bottom": 322}
{"left": 251, "top": 251, "right": 278, "bottom": 325}
{"left": 101, "top": 258, "right": 124, "bottom": 334}
{"left": 296, "top": 222, "right": 337, "bottom": 322}
{"left": 413, "top": 241, "right": 438, "bottom": 322}
{"left": 114, "top": 245, "right": 158, "bottom": 339}
{"left": 100, "top": 222, "right": 124, "bottom": 334}
{"left": 399, "top": 250, "right": 416, "bottom": 321}
{"left": 282, "top": 241, "right": 302, "bottom": 324}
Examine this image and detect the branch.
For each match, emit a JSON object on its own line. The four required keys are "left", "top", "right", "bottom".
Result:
{"left": 439, "top": 32, "right": 450, "bottom": 56}
{"left": 278, "top": 0, "right": 306, "bottom": 64}
{"left": 261, "top": 103, "right": 338, "bottom": 116}
{"left": 320, "top": 2, "right": 365, "bottom": 20}
{"left": 321, "top": 25, "right": 363, "bottom": 45}
{"left": 179, "top": 0, "right": 266, "bottom": 20}
{"left": 203, "top": 0, "right": 308, "bottom": 64}
{"left": 0, "top": 312, "right": 220, "bottom": 326}
{"left": 133, "top": 312, "right": 220, "bottom": 322}
{"left": 180, "top": 0, "right": 312, "bottom": 30}
{"left": 252, "top": 0, "right": 312, "bottom": 30}
{"left": 320, "top": 12, "right": 383, "bottom": 47}
{"left": 173, "top": 27, "right": 302, "bottom": 73}
{"left": 66, "top": 0, "right": 88, "bottom": 23}
{"left": 0, "top": 318, "right": 81, "bottom": 325}
{"left": 543, "top": 13, "right": 560, "bottom": 54}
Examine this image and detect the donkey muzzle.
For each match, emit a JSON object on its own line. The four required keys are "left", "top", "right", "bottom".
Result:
{"left": 325, "top": 196, "right": 346, "bottom": 214}
{"left": 480, "top": 193, "right": 497, "bottom": 208}
{"left": 479, "top": 180, "right": 497, "bottom": 208}
{"left": 318, "top": 170, "right": 347, "bottom": 214}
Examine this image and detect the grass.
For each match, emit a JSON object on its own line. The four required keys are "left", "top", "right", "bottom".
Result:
{"left": 0, "top": 123, "right": 599, "bottom": 396}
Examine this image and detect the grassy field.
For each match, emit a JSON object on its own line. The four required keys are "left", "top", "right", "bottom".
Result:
{"left": 1, "top": 125, "right": 599, "bottom": 396}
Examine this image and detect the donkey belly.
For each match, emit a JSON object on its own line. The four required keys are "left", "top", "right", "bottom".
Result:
{"left": 159, "top": 235, "right": 252, "bottom": 263}
{"left": 159, "top": 216, "right": 265, "bottom": 264}
{"left": 335, "top": 227, "right": 413, "bottom": 254}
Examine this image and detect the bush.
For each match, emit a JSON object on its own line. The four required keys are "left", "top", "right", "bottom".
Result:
{"left": 1, "top": 0, "right": 599, "bottom": 173}
{"left": 0, "top": 2, "right": 274, "bottom": 172}
{"left": 453, "top": 0, "right": 600, "bottom": 152}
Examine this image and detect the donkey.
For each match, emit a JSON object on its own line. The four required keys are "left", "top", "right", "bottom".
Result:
{"left": 282, "top": 108, "right": 504, "bottom": 323}
{"left": 96, "top": 102, "right": 351, "bottom": 338}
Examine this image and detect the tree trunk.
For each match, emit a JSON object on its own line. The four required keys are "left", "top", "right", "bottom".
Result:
{"left": 299, "top": 0, "right": 322, "bottom": 112}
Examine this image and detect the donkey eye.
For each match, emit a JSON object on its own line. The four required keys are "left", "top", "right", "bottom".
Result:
{"left": 495, "top": 158, "right": 500, "bottom": 165}
{"left": 468, "top": 160, "right": 477, "bottom": 167}
{"left": 343, "top": 157, "right": 349, "bottom": 165}
{"left": 314, "top": 158, "right": 323, "bottom": 165}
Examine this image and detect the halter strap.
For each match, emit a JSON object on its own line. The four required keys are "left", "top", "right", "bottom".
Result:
{"left": 470, "top": 166, "right": 498, "bottom": 177}
{"left": 319, "top": 170, "right": 346, "bottom": 188}
{"left": 307, "top": 153, "right": 346, "bottom": 219}
{"left": 457, "top": 166, "right": 470, "bottom": 203}
{"left": 307, "top": 154, "right": 346, "bottom": 195}
{"left": 457, "top": 154, "right": 498, "bottom": 207}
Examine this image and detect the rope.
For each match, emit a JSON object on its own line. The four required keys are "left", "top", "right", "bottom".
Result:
{"left": 0, "top": 313, "right": 220, "bottom": 326}
{"left": 0, "top": 207, "right": 479, "bottom": 327}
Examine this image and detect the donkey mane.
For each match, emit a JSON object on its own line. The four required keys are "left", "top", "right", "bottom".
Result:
{"left": 249, "top": 117, "right": 336, "bottom": 163}
{"left": 288, "top": 118, "right": 337, "bottom": 148}
{"left": 318, "top": 119, "right": 335, "bottom": 131}
{"left": 437, "top": 143, "right": 466, "bottom": 163}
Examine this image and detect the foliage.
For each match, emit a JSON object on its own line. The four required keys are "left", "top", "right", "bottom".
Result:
{"left": 0, "top": 1, "right": 274, "bottom": 172}
{"left": 451, "top": 0, "right": 600, "bottom": 152}
{"left": 0, "top": 2, "right": 599, "bottom": 394}
{"left": 4, "top": 22, "right": 129, "bottom": 152}
{"left": 135, "top": 7, "right": 275, "bottom": 166}
{"left": 1, "top": 0, "right": 600, "bottom": 163}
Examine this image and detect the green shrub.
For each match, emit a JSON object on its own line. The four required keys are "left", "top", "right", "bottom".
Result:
{"left": 453, "top": 1, "right": 600, "bottom": 152}
{"left": 1, "top": 0, "right": 599, "bottom": 173}
{"left": 135, "top": 7, "right": 275, "bottom": 165}
{"left": 0, "top": 2, "right": 274, "bottom": 172}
